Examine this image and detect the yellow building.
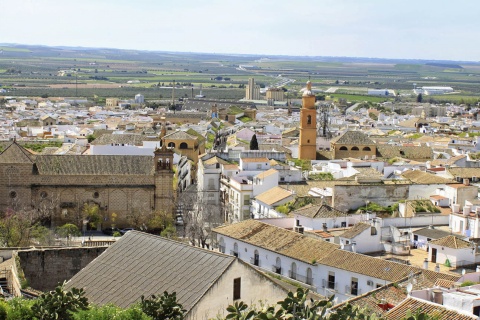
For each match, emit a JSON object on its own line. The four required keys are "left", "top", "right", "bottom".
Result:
{"left": 266, "top": 88, "right": 285, "bottom": 101}
{"left": 299, "top": 81, "right": 317, "bottom": 160}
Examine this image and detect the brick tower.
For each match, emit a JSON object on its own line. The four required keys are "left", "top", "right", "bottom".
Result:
{"left": 154, "top": 126, "right": 175, "bottom": 214}
{"left": 299, "top": 81, "right": 317, "bottom": 160}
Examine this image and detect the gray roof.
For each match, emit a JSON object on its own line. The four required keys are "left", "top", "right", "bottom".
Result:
{"left": 35, "top": 155, "right": 154, "bottom": 175}
{"left": 339, "top": 223, "right": 372, "bottom": 239}
{"left": 164, "top": 130, "right": 197, "bottom": 141}
{"left": 0, "top": 142, "right": 35, "bottom": 163}
{"left": 413, "top": 227, "right": 461, "bottom": 240}
{"left": 65, "top": 231, "right": 235, "bottom": 309}
{"left": 293, "top": 204, "right": 346, "bottom": 219}
{"left": 331, "top": 131, "right": 375, "bottom": 145}
{"left": 91, "top": 133, "right": 158, "bottom": 146}
{"left": 377, "top": 145, "right": 433, "bottom": 160}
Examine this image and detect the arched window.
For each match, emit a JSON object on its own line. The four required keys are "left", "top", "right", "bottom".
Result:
{"left": 290, "top": 262, "right": 297, "bottom": 280}
{"left": 168, "top": 142, "right": 175, "bottom": 148}
{"left": 339, "top": 146, "right": 348, "bottom": 151}
{"left": 363, "top": 146, "right": 371, "bottom": 151}
{"left": 306, "top": 268, "right": 313, "bottom": 285}
{"left": 351, "top": 146, "right": 359, "bottom": 151}
{"left": 233, "top": 243, "right": 239, "bottom": 257}
{"left": 307, "top": 115, "right": 312, "bottom": 124}
{"left": 275, "top": 257, "right": 282, "bottom": 274}
{"left": 179, "top": 142, "right": 188, "bottom": 149}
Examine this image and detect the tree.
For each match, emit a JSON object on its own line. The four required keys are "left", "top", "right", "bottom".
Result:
{"left": 140, "top": 291, "right": 186, "bottom": 320}
{"left": 56, "top": 223, "right": 81, "bottom": 244}
{"left": 416, "top": 93, "right": 423, "bottom": 103}
{"left": 249, "top": 134, "right": 259, "bottom": 150}
{"left": 32, "top": 282, "right": 89, "bottom": 320}
{"left": 82, "top": 203, "right": 101, "bottom": 230}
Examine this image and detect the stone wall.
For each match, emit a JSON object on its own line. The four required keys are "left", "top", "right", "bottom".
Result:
{"left": 17, "top": 247, "right": 107, "bottom": 291}
{"left": 333, "top": 184, "right": 410, "bottom": 212}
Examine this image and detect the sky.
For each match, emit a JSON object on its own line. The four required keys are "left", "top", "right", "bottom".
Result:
{"left": 1, "top": 0, "right": 479, "bottom": 61}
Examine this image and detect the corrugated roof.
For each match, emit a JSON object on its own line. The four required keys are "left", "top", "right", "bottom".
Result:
{"left": 65, "top": 231, "right": 235, "bottom": 310}
{"left": 213, "top": 220, "right": 339, "bottom": 264}
{"left": 35, "top": 155, "right": 154, "bottom": 175}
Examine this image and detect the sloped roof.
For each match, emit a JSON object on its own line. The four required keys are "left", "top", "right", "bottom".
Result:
{"left": 430, "top": 235, "right": 472, "bottom": 249}
{"left": 331, "top": 131, "right": 375, "bottom": 145}
{"left": 164, "top": 130, "right": 197, "bottom": 140}
{"left": 203, "top": 156, "right": 229, "bottom": 166}
{"left": 255, "top": 168, "right": 278, "bottom": 180}
{"left": 35, "top": 155, "right": 154, "bottom": 175}
{"left": 292, "top": 204, "right": 346, "bottom": 219}
{"left": 65, "top": 231, "right": 235, "bottom": 309}
{"left": 386, "top": 297, "right": 476, "bottom": 320}
{"left": 91, "top": 133, "right": 157, "bottom": 146}
{"left": 377, "top": 145, "right": 433, "bottom": 160}
{"left": 340, "top": 223, "right": 372, "bottom": 239}
{"left": 213, "top": 220, "right": 339, "bottom": 264}
{"left": 401, "top": 170, "right": 454, "bottom": 184}
{"left": 448, "top": 167, "right": 480, "bottom": 179}
{"left": 255, "top": 186, "right": 292, "bottom": 206}
{"left": 0, "top": 142, "right": 35, "bottom": 163}
{"left": 413, "top": 227, "right": 459, "bottom": 240}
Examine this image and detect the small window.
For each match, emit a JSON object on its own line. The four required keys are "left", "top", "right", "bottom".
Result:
{"left": 233, "top": 278, "right": 241, "bottom": 300}
{"left": 307, "top": 115, "right": 312, "bottom": 124}
{"left": 9, "top": 191, "right": 17, "bottom": 199}
{"left": 40, "top": 191, "right": 48, "bottom": 199}
{"left": 339, "top": 146, "right": 348, "bottom": 151}
{"left": 351, "top": 277, "right": 358, "bottom": 295}
{"left": 93, "top": 192, "right": 99, "bottom": 199}
{"left": 351, "top": 146, "right": 359, "bottom": 151}
{"left": 363, "top": 146, "right": 371, "bottom": 151}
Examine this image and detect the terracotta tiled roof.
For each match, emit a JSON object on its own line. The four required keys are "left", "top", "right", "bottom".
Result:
{"left": 429, "top": 235, "right": 472, "bottom": 249}
{"left": 292, "top": 204, "right": 346, "bottom": 219}
{"left": 203, "top": 156, "right": 229, "bottom": 166}
{"left": 35, "top": 155, "right": 154, "bottom": 175}
{"left": 241, "top": 157, "right": 269, "bottom": 163}
{"left": 0, "top": 142, "right": 35, "bottom": 163}
{"left": 339, "top": 223, "right": 372, "bottom": 239}
{"left": 434, "top": 278, "right": 456, "bottom": 289}
{"left": 401, "top": 170, "right": 455, "bottom": 184}
{"left": 255, "top": 168, "right": 278, "bottom": 179}
{"left": 386, "top": 297, "right": 476, "bottom": 320}
{"left": 447, "top": 167, "right": 480, "bottom": 179}
{"left": 91, "top": 133, "right": 157, "bottom": 146}
{"left": 255, "top": 186, "right": 292, "bottom": 206}
{"left": 213, "top": 220, "right": 339, "bottom": 264}
{"left": 377, "top": 145, "right": 433, "bottom": 160}
{"left": 331, "top": 131, "right": 375, "bottom": 145}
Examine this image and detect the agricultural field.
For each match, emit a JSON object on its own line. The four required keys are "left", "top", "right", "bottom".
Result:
{"left": 0, "top": 44, "right": 480, "bottom": 105}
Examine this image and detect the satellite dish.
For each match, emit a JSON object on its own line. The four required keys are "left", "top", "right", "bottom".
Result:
{"left": 406, "top": 283, "right": 413, "bottom": 295}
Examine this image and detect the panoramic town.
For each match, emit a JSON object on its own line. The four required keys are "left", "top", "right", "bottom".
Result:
{"left": 1, "top": 1, "right": 480, "bottom": 319}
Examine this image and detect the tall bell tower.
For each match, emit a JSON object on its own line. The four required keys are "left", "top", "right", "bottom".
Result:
{"left": 299, "top": 81, "right": 317, "bottom": 160}
{"left": 154, "top": 123, "right": 175, "bottom": 214}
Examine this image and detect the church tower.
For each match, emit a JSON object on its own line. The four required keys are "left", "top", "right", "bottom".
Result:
{"left": 299, "top": 81, "right": 317, "bottom": 160}
{"left": 154, "top": 123, "right": 175, "bottom": 214}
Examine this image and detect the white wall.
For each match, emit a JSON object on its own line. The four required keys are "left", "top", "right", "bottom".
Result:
{"left": 379, "top": 215, "right": 449, "bottom": 228}
{"left": 428, "top": 244, "right": 474, "bottom": 267}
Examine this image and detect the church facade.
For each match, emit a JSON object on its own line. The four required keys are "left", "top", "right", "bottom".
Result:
{"left": 0, "top": 141, "right": 174, "bottom": 229}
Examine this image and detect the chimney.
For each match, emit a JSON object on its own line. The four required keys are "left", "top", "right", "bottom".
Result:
{"left": 464, "top": 178, "right": 470, "bottom": 186}
{"left": 323, "top": 223, "right": 328, "bottom": 232}
{"left": 423, "top": 258, "right": 429, "bottom": 270}
{"left": 432, "top": 289, "right": 443, "bottom": 305}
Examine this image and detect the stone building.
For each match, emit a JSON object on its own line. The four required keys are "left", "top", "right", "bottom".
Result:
{"left": 330, "top": 131, "right": 377, "bottom": 160}
{"left": 0, "top": 140, "right": 174, "bottom": 229}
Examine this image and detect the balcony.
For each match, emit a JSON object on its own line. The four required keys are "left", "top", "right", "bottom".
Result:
{"left": 322, "top": 279, "right": 338, "bottom": 291}
{"left": 289, "top": 270, "right": 313, "bottom": 285}
{"left": 272, "top": 266, "right": 282, "bottom": 274}
{"left": 250, "top": 256, "right": 260, "bottom": 267}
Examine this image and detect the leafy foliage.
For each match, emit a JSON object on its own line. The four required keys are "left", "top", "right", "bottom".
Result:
{"left": 308, "top": 172, "right": 334, "bottom": 181}
{"left": 249, "top": 134, "right": 259, "bottom": 150}
{"left": 140, "top": 291, "right": 186, "bottom": 320}
{"left": 32, "top": 282, "right": 89, "bottom": 320}
{"left": 56, "top": 223, "right": 81, "bottom": 239}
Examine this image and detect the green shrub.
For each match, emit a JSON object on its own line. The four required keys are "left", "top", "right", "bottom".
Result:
{"left": 32, "top": 283, "right": 89, "bottom": 320}
{"left": 460, "top": 280, "right": 476, "bottom": 287}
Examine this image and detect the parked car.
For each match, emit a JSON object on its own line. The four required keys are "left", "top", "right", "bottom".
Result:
{"left": 120, "top": 228, "right": 135, "bottom": 235}
{"left": 102, "top": 227, "right": 121, "bottom": 236}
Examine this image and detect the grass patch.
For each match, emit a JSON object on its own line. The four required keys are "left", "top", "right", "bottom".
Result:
{"left": 238, "top": 116, "right": 252, "bottom": 123}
